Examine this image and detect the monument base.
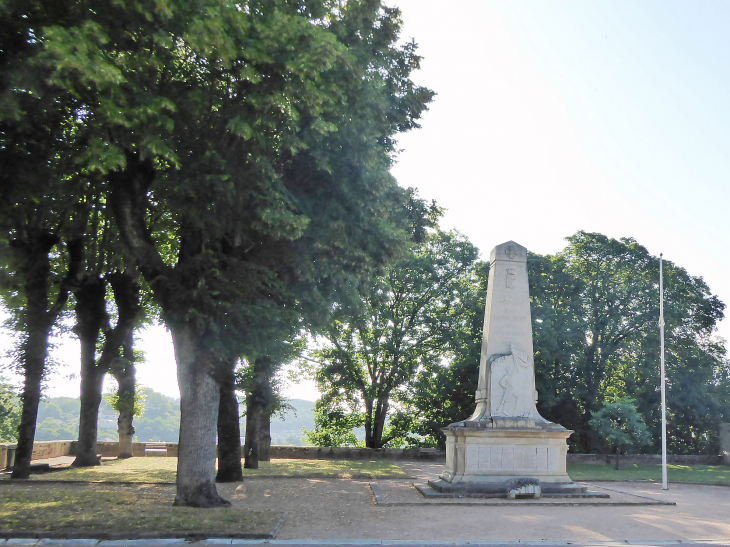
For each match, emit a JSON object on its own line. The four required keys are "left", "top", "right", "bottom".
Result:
{"left": 430, "top": 420, "right": 586, "bottom": 496}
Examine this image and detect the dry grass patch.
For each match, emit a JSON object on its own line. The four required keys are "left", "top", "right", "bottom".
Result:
{"left": 2, "top": 457, "right": 406, "bottom": 483}
{"left": 0, "top": 482, "right": 282, "bottom": 538}
{"left": 242, "top": 458, "right": 407, "bottom": 479}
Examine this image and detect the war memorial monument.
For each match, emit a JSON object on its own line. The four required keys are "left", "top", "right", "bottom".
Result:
{"left": 427, "top": 241, "right": 588, "bottom": 498}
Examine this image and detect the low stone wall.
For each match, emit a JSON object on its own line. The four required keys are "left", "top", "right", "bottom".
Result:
{"left": 1, "top": 440, "right": 180, "bottom": 467}
{"left": 94, "top": 442, "right": 179, "bottom": 458}
{"left": 2, "top": 440, "right": 726, "bottom": 467}
{"left": 2, "top": 440, "right": 77, "bottom": 468}
{"left": 269, "top": 446, "right": 446, "bottom": 461}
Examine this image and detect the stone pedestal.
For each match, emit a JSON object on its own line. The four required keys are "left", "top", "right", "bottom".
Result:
{"left": 428, "top": 420, "right": 583, "bottom": 494}
{"left": 428, "top": 241, "right": 586, "bottom": 497}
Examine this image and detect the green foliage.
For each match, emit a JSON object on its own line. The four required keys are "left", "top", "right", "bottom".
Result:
{"left": 303, "top": 402, "right": 365, "bottom": 448}
{"left": 132, "top": 391, "right": 180, "bottom": 442}
{"left": 589, "top": 398, "right": 651, "bottom": 454}
{"left": 392, "top": 260, "right": 487, "bottom": 448}
{"left": 529, "top": 231, "right": 729, "bottom": 454}
{"left": 0, "top": 377, "right": 21, "bottom": 442}
{"left": 309, "top": 228, "right": 480, "bottom": 448}
{"left": 104, "top": 384, "right": 147, "bottom": 418}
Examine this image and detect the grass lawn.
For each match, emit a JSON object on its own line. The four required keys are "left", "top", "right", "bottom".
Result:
{"left": 2, "top": 457, "right": 406, "bottom": 483}
{"left": 568, "top": 462, "right": 730, "bottom": 485}
{"left": 0, "top": 482, "right": 282, "bottom": 538}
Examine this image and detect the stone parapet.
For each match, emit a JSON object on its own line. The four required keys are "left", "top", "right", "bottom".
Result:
{"left": 3, "top": 441, "right": 724, "bottom": 466}
{"left": 268, "top": 445, "right": 445, "bottom": 461}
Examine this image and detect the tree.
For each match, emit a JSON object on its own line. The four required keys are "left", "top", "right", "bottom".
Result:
{"left": 589, "top": 398, "right": 650, "bottom": 469}
{"left": 215, "top": 357, "right": 243, "bottom": 482}
{"left": 0, "top": 377, "right": 21, "bottom": 442}
{"left": 68, "top": 203, "right": 143, "bottom": 467}
{"left": 10, "top": 0, "right": 432, "bottom": 505}
{"left": 310, "top": 229, "right": 479, "bottom": 448}
{"left": 104, "top": 376, "right": 146, "bottom": 456}
{"left": 304, "top": 398, "right": 365, "bottom": 448}
{"left": 0, "top": 0, "right": 95, "bottom": 477}
{"left": 0, "top": 149, "right": 82, "bottom": 479}
{"left": 391, "top": 261, "right": 487, "bottom": 448}
{"left": 529, "top": 232, "right": 728, "bottom": 453}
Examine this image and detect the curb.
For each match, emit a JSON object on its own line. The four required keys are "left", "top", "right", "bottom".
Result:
{"left": 1, "top": 540, "right": 729, "bottom": 546}
{"left": 0, "top": 514, "right": 287, "bottom": 542}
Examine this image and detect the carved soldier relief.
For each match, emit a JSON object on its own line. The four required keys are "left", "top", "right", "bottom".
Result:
{"left": 490, "top": 342, "right": 536, "bottom": 418}
{"left": 506, "top": 268, "right": 516, "bottom": 289}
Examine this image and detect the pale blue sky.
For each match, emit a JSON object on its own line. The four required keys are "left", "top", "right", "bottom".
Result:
{"left": 391, "top": 0, "right": 730, "bottom": 342}
{"left": 3, "top": 1, "right": 729, "bottom": 400}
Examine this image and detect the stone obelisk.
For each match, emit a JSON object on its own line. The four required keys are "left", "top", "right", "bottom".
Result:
{"left": 428, "top": 241, "right": 585, "bottom": 496}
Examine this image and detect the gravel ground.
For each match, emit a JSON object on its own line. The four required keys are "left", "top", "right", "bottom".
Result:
{"left": 6, "top": 459, "right": 729, "bottom": 542}
{"left": 213, "top": 463, "right": 730, "bottom": 542}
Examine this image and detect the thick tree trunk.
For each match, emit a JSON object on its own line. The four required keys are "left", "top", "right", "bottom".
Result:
{"left": 12, "top": 347, "right": 46, "bottom": 479}
{"left": 371, "top": 398, "right": 389, "bottom": 449}
{"left": 172, "top": 324, "right": 230, "bottom": 507}
{"left": 216, "top": 361, "right": 243, "bottom": 482}
{"left": 615, "top": 445, "right": 621, "bottom": 470}
{"left": 109, "top": 158, "right": 227, "bottom": 506}
{"left": 72, "top": 277, "right": 107, "bottom": 467}
{"left": 11, "top": 233, "right": 63, "bottom": 479}
{"left": 74, "top": 367, "right": 104, "bottom": 466}
{"left": 244, "top": 391, "right": 262, "bottom": 469}
{"left": 260, "top": 412, "right": 271, "bottom": 462}
{"left": 114, "top": 329, "right": 136, "bottom": 458}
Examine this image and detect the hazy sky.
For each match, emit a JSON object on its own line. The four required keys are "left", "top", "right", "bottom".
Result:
{"left": 3, "top": 1, "right": 729, "bottom": 401}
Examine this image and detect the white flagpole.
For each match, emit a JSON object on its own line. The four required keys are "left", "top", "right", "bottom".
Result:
{"left": 659, "top": 253, "right": 668, "bottom": 490}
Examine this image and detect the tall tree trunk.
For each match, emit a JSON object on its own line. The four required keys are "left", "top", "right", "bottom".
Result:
{"left": 216, "top": 360, "right": 243, "bottom": 482}
{"left": 107, "top": 271, "right": 141, "bottom": 459}
{"left": 244, "top": 390, "right": 262, "bottom": 470}
{"left": 615, "top": 445, "right": 621, "bottom": 470}
{"left": 114, "top": 329, "right": 136, "bottom": 458}
{"left": 260, "top": 412, "right": 272, "bottom": 462}
{"left": 172, "top": 324, "right": 230, "bottom": 506}
{"left": 11, "top": 232, "right": 70, "bottom": 479}
{"left": 244, "top": 356, "right": 274, "bottom": 469}
{"left": 12, "top": 339, "right": 48, "bottom": 478}
{"left": 72, "top": 277, "right": 107, "bottom": 467}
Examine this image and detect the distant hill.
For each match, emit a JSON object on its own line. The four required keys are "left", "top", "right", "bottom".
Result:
{"left": 270, "top": 399, "right": 315, "bottom": 446}
{"left": 34, "top": 390, "right": 316, "bottom": 445}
